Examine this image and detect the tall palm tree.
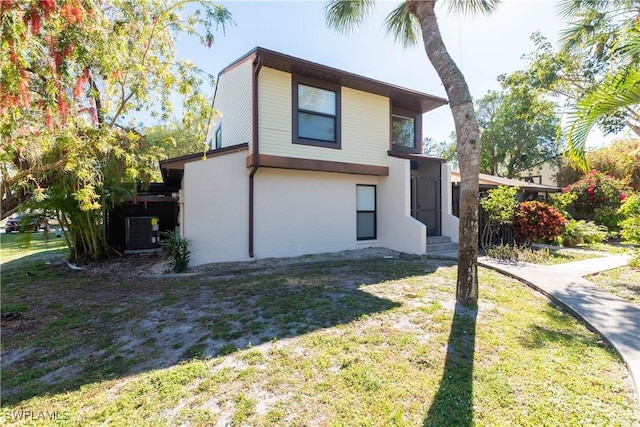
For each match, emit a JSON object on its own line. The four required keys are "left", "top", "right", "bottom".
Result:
{"left": 325, "top": 0, "right": 500, "bottom": 306}
{"left": 558, "top": 0, "right": 640, "bottom": 168}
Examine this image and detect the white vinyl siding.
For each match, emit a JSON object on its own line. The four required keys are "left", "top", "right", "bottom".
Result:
{"left": 258, "top": 67, "right": 389, "bottom": 167}
{"left": 341, "top": 88, "right": 388, "bottom": 167}
{"left": 258, "top": 67, "right": 292, "bottom": 155}
{"left": 209, "top": 59, "right": 253, "bottom": 150}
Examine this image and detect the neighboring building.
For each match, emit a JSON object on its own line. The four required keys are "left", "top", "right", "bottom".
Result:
{"left": 160, "top": 47, "right": 459, "bottom": 266}
{"left": 450, "top": 171, "right": 561, "bottom": 217}
{"left": 520, "top": 156, "right": 566, "bottom": 187}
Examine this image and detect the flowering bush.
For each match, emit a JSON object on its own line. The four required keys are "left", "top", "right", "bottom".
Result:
{"left": 563, "top": 170, "right": 628, "bottom": 229}
{"left": 512, "top": 201, "right": 567, "bottom": 245}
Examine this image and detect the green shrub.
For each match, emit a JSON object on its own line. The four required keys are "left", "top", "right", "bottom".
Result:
{"left": 512, "top": 201, "right": 566, "bottom": 245}
{"left": 479, "top": 185, "right": 519, "bottom": 249}
{"left": 160, "top": 230, "right": 191, "bottom": 273}
{"left": 480, "top": 185, "right": 520, "bottom": 224}
{"left": 629, "top": 253, "right": 640, "bottom": 269}
{"left": 559, "top": 219, "right": 608, "bottom": 247}
{"left": 620, "top": 216, "right": 640, "bottom": 246}
{"left": 618, "top": 193, "right": 640, "bottom": 218}
{"left": 549, "top": 192, "right": 577, "bottom": 219}
{"left": 619, "top": 194, "right": 640, "bottom": 246}
{"left": 485, "top": 244, "right": 552, "bottom": 263}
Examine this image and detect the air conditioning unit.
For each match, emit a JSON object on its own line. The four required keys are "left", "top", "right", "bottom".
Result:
{"left": 125, "top": 216, "right": 160, "bottom": 250}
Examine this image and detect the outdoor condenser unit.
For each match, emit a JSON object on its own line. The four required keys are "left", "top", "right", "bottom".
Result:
{"left": 125, "top": 216, "right": 160, "bottom": 250}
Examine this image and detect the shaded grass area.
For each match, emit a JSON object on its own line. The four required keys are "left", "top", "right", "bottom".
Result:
{"left": 588, "top": 266, "right": 640, "bottom": 307}
{"left": 1, "top": 255, "right": 638, "bottom": 425}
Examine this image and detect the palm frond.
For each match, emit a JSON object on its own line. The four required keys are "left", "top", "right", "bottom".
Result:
{"left": 617, "top": 22, "right": 640, "bottom": 59}
{"left": 564, "top": 67, "right": 640, "bottom": 169}
{"left": 556, "top": 0, "right": 613, "bottom": 20}
{"left": 324, "top": 0, "right": 375, "bottom": 34}
{"left": 558, "top": 0, "right": 640, "bottom": 53}
{"left": 446, "top": 0, "right": 501, "bottom": 16}
{"left": 384, "top": 3, "right": 419, "bottom": 48}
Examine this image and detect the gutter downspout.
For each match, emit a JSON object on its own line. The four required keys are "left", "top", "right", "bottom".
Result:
{"left": 249, "top": 53, "right": 262, "bottom": 258}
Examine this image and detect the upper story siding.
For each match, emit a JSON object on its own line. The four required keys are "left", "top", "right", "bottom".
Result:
{"left": 257, "top": 66, "right": 390, "bottom": 168}
{"left": 207, "top": 58, "right": 253, "bottom": 150}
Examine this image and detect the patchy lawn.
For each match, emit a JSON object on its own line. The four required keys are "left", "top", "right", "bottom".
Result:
{"left": 540, "top": 248, "right": 601, "bottom": 265}
{"left": 588, "top": 266, "right": 640, "bottom": 307}
{"left": 485, "top": 244, "right": 602, "bottom": 265}
{"left": 1, "top": 251, "right": 638, "bottom": 426}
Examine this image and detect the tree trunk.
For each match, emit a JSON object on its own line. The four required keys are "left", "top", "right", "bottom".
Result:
{"left": 409, "top": 0, "right": 480, "bottom": 305}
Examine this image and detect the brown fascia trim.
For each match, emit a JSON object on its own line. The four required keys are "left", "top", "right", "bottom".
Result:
{"left": 159, "top": 143, "right": 249, "bottom": 171}
{"left": 247, "top": 154, "right": 389, "bottom": 176}
{"left": 247, "top": 47, "right": 448, "bottom": 113}
{"left": 219, "top": 49, "right": 258, "bottom": 76}
{"left": 388, "top": 151, "right": 445, "bottom": 163}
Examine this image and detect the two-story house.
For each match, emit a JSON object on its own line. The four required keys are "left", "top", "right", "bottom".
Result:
{"left": 160, "top": 47, "right": 459, "bottom": 266}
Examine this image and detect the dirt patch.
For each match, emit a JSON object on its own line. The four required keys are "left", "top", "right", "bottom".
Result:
{"left": 56, "top": 247, "right": 412, "bottom": 281}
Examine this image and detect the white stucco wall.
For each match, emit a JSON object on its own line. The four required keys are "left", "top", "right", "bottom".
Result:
{"left": 440, "top": 162, "right": 459, "bottom": 243}
{"left": 183, "top": 150, "right": 250, "bottom": 266}
{"left": 183, "top": 157, "right": 440, "bottom": 264}
{"left": 253, "top": 168, "right": 381, "bottom": 259}
{"left": 378, "top": 156, "right": 427, "bottom": 254}
{"left": 207, "top": 59, "right": 253, "bottom": 150}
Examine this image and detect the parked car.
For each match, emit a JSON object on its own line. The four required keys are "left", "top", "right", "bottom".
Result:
{"left": 4, "top": 214, "right": 48, "bottom": 233}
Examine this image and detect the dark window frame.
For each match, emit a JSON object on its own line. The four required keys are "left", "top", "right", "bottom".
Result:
{"left": 292, "top": 76, "right": 341, "bottom": 150}
{"left": 390, "top": 107, "right": 422, "bottom": 154}
{"left": 356, "top": 184, "right": 377, "bottom": 241}
{"left": 215, "top": 124, "right": 222, "bottom": 150}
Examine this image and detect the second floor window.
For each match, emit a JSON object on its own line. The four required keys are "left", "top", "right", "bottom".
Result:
{"left": 392, "top": 114, "right": 415, "bottom": 149}
{"left": 294, "top": 81, "right": 341, "bottom": 149}
{"left": 215, "top": 124, "right": 222, "bottom": 149}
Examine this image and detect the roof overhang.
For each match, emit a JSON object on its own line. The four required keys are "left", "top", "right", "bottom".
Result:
{"left": 221, "top": 47, "right": 448, "bottom": 114}
{"left": 451, "top": 171, "right": 561, "bottom": 192}
{"left": 388, "top": 151, "right": 446, "bottom": 163}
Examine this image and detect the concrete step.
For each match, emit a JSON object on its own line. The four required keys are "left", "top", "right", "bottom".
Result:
{"left": 426, "top": 235, "right": 452, "bottom": 244}
{"left": 425, "top": 242, "right": 458, "bottom": 253}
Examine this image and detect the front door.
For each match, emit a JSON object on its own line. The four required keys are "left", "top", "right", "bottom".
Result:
{"left": 411, "top": 175, "right": 441, "bottom": 236}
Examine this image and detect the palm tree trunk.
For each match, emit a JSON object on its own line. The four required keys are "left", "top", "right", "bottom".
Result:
{"left": 409, "top": 0, "right": 480, "bottom": 305}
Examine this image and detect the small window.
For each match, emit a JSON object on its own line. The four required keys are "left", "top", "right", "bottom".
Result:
{"left": 215, "top": 125, "right": 222, "bottom": 149}
{"left": 293, "top": 78, "right": 341, "bottom": 149}
{"left": 356, "top": 185, "right": 376, "bottom": 240}
{"left": 392, "top": 114, "right": 415, "bottom": 149}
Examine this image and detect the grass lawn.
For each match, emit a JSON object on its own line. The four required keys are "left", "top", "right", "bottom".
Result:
{"left": 588, "top": 266, "right": 640, "bottom": 307}
{"left": 539, "top": 248, "right": 601, "bottom": 265}
{"left": 484, "top": 244, "right": 602, "bottom": 265}
{"left": 1, "top": 247, "right": 638, "bottom": 425}
{"left": 0, "top": 230, "right": 68, "bottom": 263}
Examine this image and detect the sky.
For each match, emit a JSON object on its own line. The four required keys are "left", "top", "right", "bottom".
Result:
{"left": 172, "top": 0, "right": 604, "bottom": 146}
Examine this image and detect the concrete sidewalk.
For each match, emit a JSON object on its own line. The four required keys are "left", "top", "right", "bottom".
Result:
{"left": 431, "top": 250, "right": 640, "bottom": 403}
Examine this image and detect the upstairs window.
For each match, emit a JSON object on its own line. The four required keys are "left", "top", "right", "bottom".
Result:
{"left": 293, "top": 78, "right": 341, "bottom": 149}
{"left": 392, "top": 114, "right": 415, "bottom": 149}
{"left": 215, "top": 124, "right": 222, "bottom": 149}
